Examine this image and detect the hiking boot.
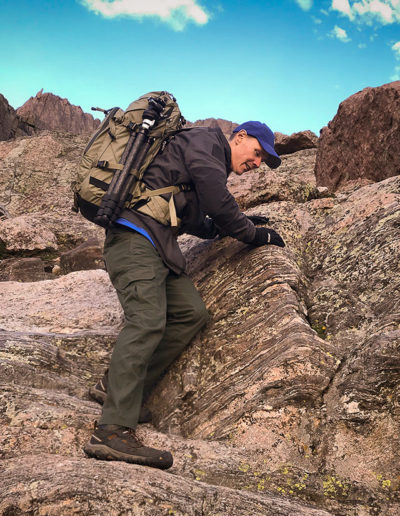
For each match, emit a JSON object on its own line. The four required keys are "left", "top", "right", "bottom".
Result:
{"left": 89, "top": 370, "right": 108, "bottom": 405}
{"left": 84, "top": 423, "right": 173, "bottom": 469}
{"left": 88, "top": 370, "right": 153, "bottom": 424}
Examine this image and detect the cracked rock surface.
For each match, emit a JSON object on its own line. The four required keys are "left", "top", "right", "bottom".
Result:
{"left": 0, "top": 108, "right": 400, "bottom": 514}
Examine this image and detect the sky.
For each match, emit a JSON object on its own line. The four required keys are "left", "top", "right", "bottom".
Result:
{"left": 1, "top": 0, "right": 400, "bottom": 135}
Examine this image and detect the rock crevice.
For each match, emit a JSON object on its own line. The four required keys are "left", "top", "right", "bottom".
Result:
{"left": 0, "top": 82, "right": 400, "bottom": 515}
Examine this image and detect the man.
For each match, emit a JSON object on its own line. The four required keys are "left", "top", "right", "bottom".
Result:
{"left": 84, "top": 121, "right": 285, "bottom": 469}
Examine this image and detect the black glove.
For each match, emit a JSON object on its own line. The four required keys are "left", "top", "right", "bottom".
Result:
{"left": 247, "top": 215, "right": 270, "bottom": 225}
{"left": 252, "top": 227, "right": 285, "bottom": 247}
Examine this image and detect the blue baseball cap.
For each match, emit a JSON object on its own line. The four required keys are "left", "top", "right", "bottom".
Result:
{"left": 233, "top": 121, "right": 281, "bottom": 169}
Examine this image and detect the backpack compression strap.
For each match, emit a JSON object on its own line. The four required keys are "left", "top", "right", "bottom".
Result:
{"left": 88, "top": 175, "right": 191, "bottom": 227}
{"left": 132, "top": 185, "right": 190, "bottom": 227}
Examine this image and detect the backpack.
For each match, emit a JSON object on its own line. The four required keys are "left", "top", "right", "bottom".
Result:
{"left": 72, "top": 91, "right": 189, "bottom": 227}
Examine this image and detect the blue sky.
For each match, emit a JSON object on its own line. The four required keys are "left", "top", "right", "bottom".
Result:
{"left": 1, "top": 0, "right": 400, "bottom": 135}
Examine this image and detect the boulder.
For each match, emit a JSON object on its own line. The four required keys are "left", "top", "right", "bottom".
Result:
{"left": 0, "top": 131, "right": 104, "bottom": 278}
{"left": 274, "top": 130, "right": 318, "bottom": 155}
{"left": 0, "top": 214, "right": 58, "bottom": 256}
{"left": 0, "top": 131, "right": 87, "bottom": 216}
{"left": 315, "top": 81, "right": 400, "bottom": 191}
{"left": 0, "top": 269, "right": 121, "bottom": 334}
{"left": 17, "top": 90, "right": 100, "bottom": 135}
{"left": 0, "top": 93, "right": 34, "bottom": 141}
{"left": 60, "top": 238, "right": 104, "bottom": 274}
{"left": 0, "top": 454, "right": 330, "bottom": 516}
{"left": 0, "top": 257, "right": 47, "bottom": 282}
{"left": 0, "top": 212, "right": 104, "bottom": 278}
{"left": 0, "top": 131, "right": 104, "bottom": 232}
{"left": 227, "top": 148, "right": 323, "bottom": 210}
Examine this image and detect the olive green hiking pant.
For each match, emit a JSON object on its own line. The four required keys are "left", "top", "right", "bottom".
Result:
{"left": 99, "top": 226, "right": 209, "bottom": 429}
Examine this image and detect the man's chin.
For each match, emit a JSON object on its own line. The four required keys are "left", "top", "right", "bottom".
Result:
{"left": 232, "top": 169, "right": 244, "bottom": 176}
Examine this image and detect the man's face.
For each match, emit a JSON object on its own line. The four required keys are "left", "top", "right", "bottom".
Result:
{"left": 230, "top": 130, "right": 267, "bottom": 175}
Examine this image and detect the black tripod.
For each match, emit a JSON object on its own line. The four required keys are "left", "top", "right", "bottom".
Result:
{"left": 94, "top": 96, "right": 166, "bottom": 229}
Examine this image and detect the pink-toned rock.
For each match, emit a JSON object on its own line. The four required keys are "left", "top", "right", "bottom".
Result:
{"left": 0, "top": 131, "right": 105, "bottom": 279}
{"left": 0, "top": 269, "right": 121, "bottom": 334}
{"left": 0, "top": 131, "right": 103, "bottom": 213}
{"left": 274, "top": 130, "right": 318, "bottom": 155}
{"left": 227, "top": 148, "right": 321, "bottom": 210}
{"left": 0, "top": 257, "right": 47, "bottom": 282}
{"left": 1, "top": 89, "right": 400, "bottom": 514}
{"left": 0, "top": 454, "right": 331, "bottom": 516}
{"left": 60, "top": 238, "right": 104, "bottom": 274}
{"left": 0, "top": 93, "right": 34, "bottom": 140}
{"left": 17, "top": 90, "right": 100, "bottom": 135}
{"left": 0, "top": 94, "right": 18, "bottom": 140}
{"left": 315, "top": 81, "right": 400, "bottom": 191}
{"left": 186, "top": 118, "right": 238, "bottom": 136}
{"left": 0, "top": 214, "right": 58, "bottom": 254}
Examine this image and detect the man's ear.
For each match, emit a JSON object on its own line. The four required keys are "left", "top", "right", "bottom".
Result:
{"left": 235, "top": 129, "right": 247, "bottom": 144}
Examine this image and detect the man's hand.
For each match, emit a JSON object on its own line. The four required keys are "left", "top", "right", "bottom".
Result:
{"left": 252, "top": 227, "right": 285, "bottom": 247}
{"left": 247, "top": 215, "right": 270, "bottom": 225}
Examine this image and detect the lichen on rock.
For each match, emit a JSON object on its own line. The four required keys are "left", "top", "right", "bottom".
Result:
{"left": 0, "top": 83, "right": 400, "bottom": 515}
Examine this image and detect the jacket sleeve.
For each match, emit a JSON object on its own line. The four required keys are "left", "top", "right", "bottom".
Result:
{"left": 183, "top": 133, "right": 256, "bottom": 243}
{"left": 180, "top": 215, "right": 220, "bottom": 239}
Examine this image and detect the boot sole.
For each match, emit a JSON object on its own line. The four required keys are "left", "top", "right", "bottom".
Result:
{"left": 84, "top": 442, "right": 173, "bottom": 470}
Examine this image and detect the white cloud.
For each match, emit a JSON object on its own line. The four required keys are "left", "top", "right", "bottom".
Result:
{"left": 80, "top": 0, "right": 209, "bottom": 30}
{"left": 390, "top": 65, "right": 400, "bottom": 79}
{"left": 295, "top": 0, "right": 313, "bottom": 10}
{"left": 330, "top": 24, "right": 352, "bottom": 41}
{"left": 353, "top": 0, "right": 394, "bottom": 23}
{"left": 312, "top": 15, "right": 323, "bottom": 23}
{"left": 332, "top": 0, "right": 355, "bottom": 19}
{"left": 331, "top": 0, "right": 400, "bottom": 25}
{"left": 392, "top": 40, "right": 400, "bottom": 58}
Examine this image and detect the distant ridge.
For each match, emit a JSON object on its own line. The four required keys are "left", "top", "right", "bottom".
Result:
{"left": 16, "top": 90, "right": 100, "bottom": 135}
{"left": 185, "top": 118, "right": 238, "bottom": 137}
{"left": 1, "top": 91, "right": 318, "bottom": 156}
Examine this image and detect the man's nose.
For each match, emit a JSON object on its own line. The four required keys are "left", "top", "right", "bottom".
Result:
{"left": 254, "top": 156, "right": 262, "bottom": 167}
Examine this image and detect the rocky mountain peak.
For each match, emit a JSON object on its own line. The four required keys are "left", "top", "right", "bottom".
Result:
{"left": 16, "top": 90, "right": 100, "bottom": 135}
{"left": 185, "top": 117, "right": 239, "bottom": 136}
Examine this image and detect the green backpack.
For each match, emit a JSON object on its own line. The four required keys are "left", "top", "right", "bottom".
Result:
{"left": 72, "top": 91, "right": 188, "bottom": 227}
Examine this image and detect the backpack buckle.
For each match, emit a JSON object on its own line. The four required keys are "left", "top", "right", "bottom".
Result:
{"left": 127, "top": 121, "right": 137, "bottom": 133}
